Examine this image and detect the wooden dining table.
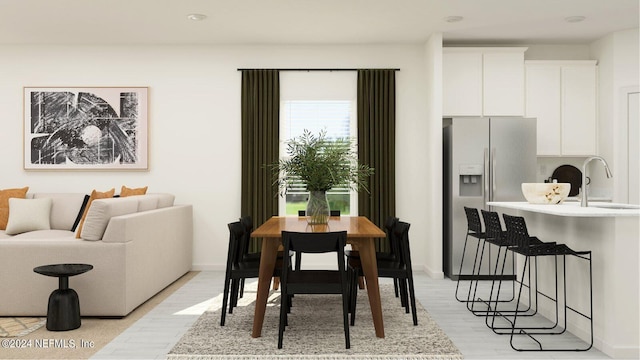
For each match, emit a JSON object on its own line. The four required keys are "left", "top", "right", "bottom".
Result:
{"left": 250, "top": 215, "right": 387, "bottom": 338}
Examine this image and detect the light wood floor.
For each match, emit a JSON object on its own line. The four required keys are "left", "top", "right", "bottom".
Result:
{"left": 91, "top": 271, "right": 610, "bottom": 359}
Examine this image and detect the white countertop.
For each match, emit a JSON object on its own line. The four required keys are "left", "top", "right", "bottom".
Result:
{"left": 487, "top": 201, "right": 640, "bottom": 217}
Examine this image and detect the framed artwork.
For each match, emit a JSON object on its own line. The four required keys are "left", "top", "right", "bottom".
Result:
{"left": 23, "top": 86, "right": 148, "bottom": 170}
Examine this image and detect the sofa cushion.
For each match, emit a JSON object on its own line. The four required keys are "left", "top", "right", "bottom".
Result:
{"left": 75, "top": 188, "right": 115, "bottom": 239}
{"left": 120, "top": 185, "right": 148, "bottom": 197}
{"left": 80, "top": 197, "right": 139, "bottom": 241}
{"left": 149, "top": 193, "right": 175, "bottom": 208}
{"left": 0, "top": 187, "right": 29, "bottom": 230}
{"left": 32, "top": 193, "right": 89, "bottom": 231}
{"left": 5, "top": 198, "right": 52, "bottom": 235}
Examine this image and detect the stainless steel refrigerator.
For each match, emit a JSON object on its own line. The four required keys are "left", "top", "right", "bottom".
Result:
{"left": 443, "top": 117, "right": 537, "bottom": 280}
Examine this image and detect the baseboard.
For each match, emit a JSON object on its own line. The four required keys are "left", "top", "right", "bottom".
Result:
{"left": 191, "top": 264, "right": 225, "bottom": 271}
{"left": 422, "top": 264, "right": 444, "bottom": 279}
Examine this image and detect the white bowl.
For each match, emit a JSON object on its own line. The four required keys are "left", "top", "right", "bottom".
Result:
{"left": 521, "top": 183, "right": 571, "bottom": 204}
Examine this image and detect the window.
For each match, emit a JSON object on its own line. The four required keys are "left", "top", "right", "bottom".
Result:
{"left": 279, "top": 71, "right": 358, "bottom": 216}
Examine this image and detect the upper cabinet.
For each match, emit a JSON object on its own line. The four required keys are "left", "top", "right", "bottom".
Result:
{"left": 525, "top": 60, "right": 598, "bottom": 156}
{"left": 443, "top": 47, "right": 527, "bottom": 117}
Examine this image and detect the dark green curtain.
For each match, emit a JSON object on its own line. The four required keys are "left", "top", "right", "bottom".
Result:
{"left": 357, "top": 69, "right": 396, "bottom": 252}
{"left": 241, "top": 70, "right": 280, "bottom": 252}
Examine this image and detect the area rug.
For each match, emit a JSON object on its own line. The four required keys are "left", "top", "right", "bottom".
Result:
{"left": 168, "top": 283, "right": 463, "bottom": 359}
{"left": 0, "top": 317, "right": 45, "bottom": 337}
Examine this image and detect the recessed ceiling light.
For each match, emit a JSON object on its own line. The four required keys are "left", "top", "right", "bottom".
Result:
{"left": 564, "top": 16, "right": 586, "bottom": 23}
{"left": 187, "top": 13, "right": 207, "bottom": 21}
{"left": 444, "top": 16, "right": 464, "bottom": 23}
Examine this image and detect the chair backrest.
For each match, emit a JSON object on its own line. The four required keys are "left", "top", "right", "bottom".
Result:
{"left": 464, "top": 207, "right": 483, "bottom": 233}
{"left": 393, "top": 221, "right": 412, "bottom": 269}
{"left": 238, "top": 215, "right": 253, "bottom": 255}
{"left": 502, "top": 214, "right": 532, "bottom": 248}
{"left": 299, "top": 210, "right": 341, "bottom": 216}
{"left": 384, "top": 216, "right": 400, "bottom": 255}
{"left": 281, "top": 231, "right": 347, "bottom": 274}
{"left": 480, "top": 210, "right": 503, "bottom": 240}
{"left": 226, "top": 221, "right": 245, "bottom": 267}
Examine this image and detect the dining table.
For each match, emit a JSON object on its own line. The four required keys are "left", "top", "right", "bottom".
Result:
{"left": 250, "top": 215, "right": 387, "bottom": 338}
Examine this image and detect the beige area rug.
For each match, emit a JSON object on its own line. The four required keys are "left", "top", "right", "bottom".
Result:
{"left": 168, "top": 283, "right": 463, "bottom": 360}
{"left": 0, "top": 317, "right": 46, "bottom": 337}
{"left": 0, "top": 271, "right": 198, "bottom": 360}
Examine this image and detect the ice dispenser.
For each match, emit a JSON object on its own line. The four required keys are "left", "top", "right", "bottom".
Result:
{"left": 459, "top": 164, "right": 483, "bottom": 197}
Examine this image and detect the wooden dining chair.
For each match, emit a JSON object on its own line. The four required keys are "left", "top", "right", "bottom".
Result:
{"left": 278, "top": 230, "right": 351, "bottom": 349}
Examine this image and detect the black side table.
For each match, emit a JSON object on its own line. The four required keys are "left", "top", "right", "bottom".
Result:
{"left": 33, "top": 263, "right": 93, "bottom": 331}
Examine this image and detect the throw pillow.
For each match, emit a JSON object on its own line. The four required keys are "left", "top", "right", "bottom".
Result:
{"left": 75, "top": 188, "right": 115, "bottom": 238}
{"left": 120, "top": 185, "right": 148, "bottom": 197}
{"left": 0, "top": 187, "right": 29, "bottom": 230}
{"left": 5, "top": 198, "right": 52, "bottom": 235}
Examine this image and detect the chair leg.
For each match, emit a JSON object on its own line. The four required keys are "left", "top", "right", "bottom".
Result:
{"left": 220, "top": 277, "right": 231, "bottom": 326}
{"left": 229, "top": 279, "right": 240, "bottom": 313}
{"left": 277, "top": 289, "right": 288, "bottom": 349}
{"left": 273, "top": 277, "right": 280, "bottom": 290}
{"left": 393, "top": 278, "right": 399, "bottom": 298}
{"left": 407, "top": 275, "right": 418, "bottom": 325}
{"left": 239, "top": 278, "right": 245, "bottom": 298}
{"left": 341, "top": 282, "right": 351, "bottom": 349}
{"left": 350, "top": 270, "right": 359, "bottom": 326}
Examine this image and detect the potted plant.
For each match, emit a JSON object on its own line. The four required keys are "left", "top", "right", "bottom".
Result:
{"left": 271, "top": 129, "right": 374, "bottom": 224}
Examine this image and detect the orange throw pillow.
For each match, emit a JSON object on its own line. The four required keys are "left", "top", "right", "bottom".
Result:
{"left": 75, "top": 188, "right": 115, "bottom": 238}
{"left": 120, "top": 185, "right": 148, "bottom": 197}
{"left": 0, "top": 187, "right": 29, "bottom": 230}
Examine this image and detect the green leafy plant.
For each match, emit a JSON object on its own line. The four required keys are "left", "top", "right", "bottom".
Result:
{"left": 271, "top": 129, "right": 374, "bottom": 195}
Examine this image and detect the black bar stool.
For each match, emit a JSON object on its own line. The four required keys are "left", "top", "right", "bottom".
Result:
{"left": 494, "top": 214, "right": 593, "bottom": 352}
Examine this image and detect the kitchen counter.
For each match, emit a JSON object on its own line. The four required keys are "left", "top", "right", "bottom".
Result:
{"left": 487, "top": 201, "right": 639, "bottom": 358}
{"left": 487, "top": 201, "right": 640, "bottom": 217}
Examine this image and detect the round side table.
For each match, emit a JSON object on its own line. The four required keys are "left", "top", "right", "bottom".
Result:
{"left": 33, "top": 263, "right": 93, "bottom": 331}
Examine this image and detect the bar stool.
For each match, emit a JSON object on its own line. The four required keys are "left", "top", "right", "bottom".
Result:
{"left": 496, "top": 214, "right": 593, "bottom": 351}
{"left": 454, "top": 207, "right": 487, "bottom": 303}
{"left": 466, "top": 210, "right": 522, "bottom": 315}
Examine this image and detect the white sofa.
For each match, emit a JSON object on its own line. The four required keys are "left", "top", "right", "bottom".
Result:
{"left": 0, "top": 192, "right": 193, "bottom": 317}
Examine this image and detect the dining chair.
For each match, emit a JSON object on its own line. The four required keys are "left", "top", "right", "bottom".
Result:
{"left": 278, "top": 230, "right": 351, "bottom": 349}
{"left": 348, "top": 221, "right": 418, "bottom": 326}
{"left": 220, "top": 221, "right": 284, "bottom": 326}
{"left": 345, "top": 216, "right": 400, "bottom": 296}
{"left": 293, "top": 210, "right": 341, "bottom": 271}
{"left": 237, "top": 215, "right": 290, "bottom": 298}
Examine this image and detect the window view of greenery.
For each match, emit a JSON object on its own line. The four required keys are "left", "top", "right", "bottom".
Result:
{"left": 282, "top": 100, "right": 353, "bottom": 216}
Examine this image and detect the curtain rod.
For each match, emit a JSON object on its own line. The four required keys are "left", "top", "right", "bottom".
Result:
{"left": 237, "top": 68, "right": 400, "bottom": 72}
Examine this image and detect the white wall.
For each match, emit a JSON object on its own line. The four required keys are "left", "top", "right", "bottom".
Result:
{"left": 590, "top": 28, "right": 640, "bottom": 201}
{"left": 422, "top": 33, "right": 444, "bottom": 278}
{"left": 0, "top": 44, "right": 430, "bottom": 271}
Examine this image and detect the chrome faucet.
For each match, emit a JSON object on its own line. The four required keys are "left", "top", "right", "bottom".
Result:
{"left": 581, "top": 156, "right": 613, "bottom": 207}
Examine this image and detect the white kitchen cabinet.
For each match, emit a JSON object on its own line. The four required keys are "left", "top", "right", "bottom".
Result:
{"left": 525, "top": 60, "right": 598, "bottom": 156}
{"left": 443, "top": 47, "right": 527, "bottom": 117}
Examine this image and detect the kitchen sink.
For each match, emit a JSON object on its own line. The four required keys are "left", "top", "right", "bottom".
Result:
{"left": 589, "top": 203, "right": 640, "bottom": 210}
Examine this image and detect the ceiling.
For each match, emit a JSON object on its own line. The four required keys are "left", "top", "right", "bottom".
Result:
{"left": 0, "top": 0, "right": 638, "bottom": 45}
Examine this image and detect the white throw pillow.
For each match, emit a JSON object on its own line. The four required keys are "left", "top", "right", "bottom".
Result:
{"left": 5, "top": 198, "right": 52, "bottom": 235}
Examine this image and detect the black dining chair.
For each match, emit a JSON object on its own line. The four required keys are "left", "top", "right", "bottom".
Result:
{"left": 294, "top": 209, "right": 341, "bottom": 271}
{"left": 345, "top": 216, "right": 401, "bottom": 297}
{"left": 348, "top": 221, "right": 418, "bottom": 326}
{"left": 278, "top": 230, "right": 351, "bottom": 349}
{"left": 235, "top": 215, "right": 288, "bottom": 300}
{"left": 220, "top": 221, "right": 285, "bottom": 326}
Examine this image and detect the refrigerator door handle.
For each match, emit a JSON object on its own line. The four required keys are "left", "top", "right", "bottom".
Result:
{"left": 484, "top": 147, "right": 489, "bottom": 205}
{"left": 491, "top": 147, "right": 497, "bottom": 197}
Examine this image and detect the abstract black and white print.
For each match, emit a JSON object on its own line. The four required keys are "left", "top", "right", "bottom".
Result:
{"left": 23, "top": 87, "right": 148, "bottom": 170}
